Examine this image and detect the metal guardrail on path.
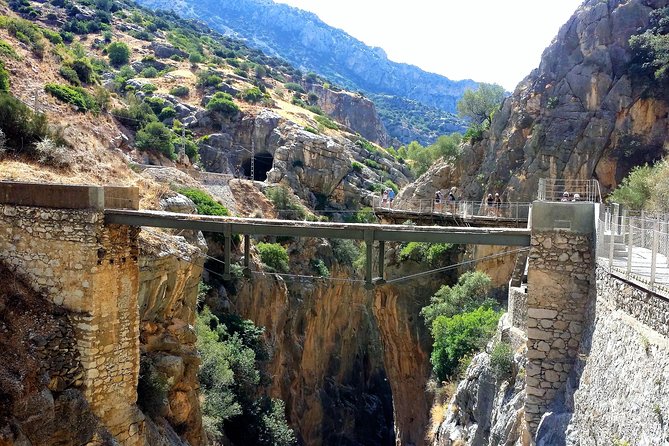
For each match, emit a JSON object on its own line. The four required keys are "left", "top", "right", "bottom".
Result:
{"left": 598, "top": 205, "right": 669, "bottom": 298}
{"left": 373, "top": 197, "right": 532, "bottom": 223}
{"left": 538, "top": 178, "right": 602, "bottom": 202}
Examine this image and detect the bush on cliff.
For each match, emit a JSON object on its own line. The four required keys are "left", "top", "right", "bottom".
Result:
{"left": 430, "top": 307, "right": 501, "bottom": 381}
{"left": 256, "top": 242, "right": 289, "bottom": 273}
{"left": 420, "top": 271, "right": 496, "bottom": 326}
{"left": 196, "top": 307, "right": 296, "bottom": 445}
{"left": 177, "top": 188, "right": 230, "bottom": 216}
{"left": 0, "top": 92, "right": 49, "bottom": 153}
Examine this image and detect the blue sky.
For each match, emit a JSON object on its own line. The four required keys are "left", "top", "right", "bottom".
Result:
{"left": 275, "top": 0, "right": 584, "bottom": 90}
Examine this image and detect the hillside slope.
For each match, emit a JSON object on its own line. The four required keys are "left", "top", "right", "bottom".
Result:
{"left": 134, "top": 0, "right": 473, "bottom": 144}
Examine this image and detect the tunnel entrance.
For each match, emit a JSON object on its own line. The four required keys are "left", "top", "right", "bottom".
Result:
{"left": 241, "top": 152, "right": 274, "bottom": 181}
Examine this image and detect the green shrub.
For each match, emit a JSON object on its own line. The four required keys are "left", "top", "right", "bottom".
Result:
{"left": 238, "top": 86, "right": 264, "bottom": 103}
{"left": 0, "top": 39, "right": 19, "bottom": 60}
{"left": 399, "top": 242, "right": 426, "bottom": 262}
{"left": 140, "top": 66, "right": 159, "bottom": 78}
{"left": 70, "top": 58, "right": 96, "bottom": 84}
{"left": 177, "top": 188, "right": 230, "bottom": 216}
{"left": 421, "top": 271, "right": 496, "bottom": 326}
{"left": 158, "top": 106, "right": 176, "bottom": 121}
{"left": 2, "top": 18, "right": 46, "bottom": 58}
{"left": 314, "top": 114, "right": 338, "bottom": 130}
{"left": 107, "top": 41, "right": 130, "bottom": 66}
{"left": 425, "top": 243, "right": 453, "bottom": 265}
{"left": 0, "top": 92, "right": 48, "bottom": 152}
{"left": 44, "top": 83, "right": 99, "bottom": 113}
{"left": 490, "top": 342, "right": 513, "bottom": 379}
{"left": 59, "top": 65, "right": 81, "bottom": 86}
{"left": 112, "top": 96, "right": 157, "bottom": 130}
{"left": 363, "top": 158, "right": 381, "bottom": 170}
{"left": 284, "top": 82, "right": 304, "bottom": 93}
{"left": 344, "top": 207, "right": 376, "bottom": 224}
{"left": 312, "top": 259, "right": 330, "bottom": 278}
{"left": 608, "top": 164, "right": 655, "bottom": 210}
{"left": 206, "top": 92, "right": 240, "bottom": 116}
{"left": 351, "top": 161, "right": 363, "bottom": 172}
{"left": 264, "top": 186, "right": 307, "bottom": 220}
{"left": 141, "top": 83, "right": 157, "bottom": 94}
{"left": 331, "top": 239, "right": 361, "bottom": 266}
{"left": 189, "top": 52, "right": 204, "bottom": 64}
{"left": 430, "top": 307, "right": 501, "bottom": 381}
{"left": 169, "top": 85, "right": 189, "bottom": 97}
{"left": 304, "top": 126, "right": 318, "bottom": 134}
{"left": 135, "top": 121, "right": 175, "bottom": 157}
{"left": 0, "top": 62, "right": 9, "bottom": 92}
{"left": 257, "top": 242, "right": 289, "bottom": 273}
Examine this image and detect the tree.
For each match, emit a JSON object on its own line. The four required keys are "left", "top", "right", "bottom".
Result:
{"left": 135, "top": 121, "right": 174, "bottom": 157}
{"left": 456, "top": 83, "right": 505, "bottom": 128}
{"left": 420, "top": 271, "right": 496, "bottom": 326}
{"left": 107, "top": 41, "right": 130, "bottom": 67}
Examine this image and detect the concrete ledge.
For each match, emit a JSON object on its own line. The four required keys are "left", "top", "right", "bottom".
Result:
{"left": 0, "top": 181, "right": 104, "bottom": 209}
{"left": 104, "top": 186, "right": 139, "bottom": 210}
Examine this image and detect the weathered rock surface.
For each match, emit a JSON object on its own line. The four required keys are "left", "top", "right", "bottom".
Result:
{"left": 307, "top": 84, "right": 390, "bottom": 146}
{"left": 224, "top": 232, "right": 461, "bottom": 446}
{"left": 135, "top": 205, "right": 207, "bottom": 445}
{"left": 198, "top": 108, "right": 410, "bottom": 208}
{"left": 458, "top": 0, "right": 669, "bottom": 201}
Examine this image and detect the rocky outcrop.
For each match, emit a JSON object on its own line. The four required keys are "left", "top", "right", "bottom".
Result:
{"left": 0, "top": 263, "right": 112, "bottom": 446}
{"left": 433, "top": 316, "right": 529, "bottom": 446}
{"left": 307, "top": 84, "right": 390, "bottom": 146}
{"left": 459, "top": 0, "right": 669, "bottom": 201}
{"left": 395, "top": 162, "right": 460, "bottom": 211}
{"left": 135, "top": 196, "right": 207, "bottom": 446}
{"left": 198, "top": 108, "right": 410, "bottom": 208}
{"left": 224, "top": 235, "right": 460, "bottom": 446}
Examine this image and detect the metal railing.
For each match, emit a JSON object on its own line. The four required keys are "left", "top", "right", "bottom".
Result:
{"left": 538, "top": 178, "right": 602, "bottom": 203}
{"left": 597, "top": 206, "right": 669, "bottom": 297}
{"left": 373, "top": 197, "right": 531, "bottom": 222}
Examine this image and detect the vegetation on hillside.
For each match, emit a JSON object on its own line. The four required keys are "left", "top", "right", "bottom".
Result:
{"left": 457, "top": 83, "right": 505, "bottom": 142}
{"left": 196, "top": 306, "right": 296, "bottom": 445}
{"left": 389, "top": 133, "right": 462, "bottom": 177}
{"left": 629, "top": 7, "right": 669, "bottom": 96}
{"left": 608, "top": 160, "right": 669, "bottom": 212}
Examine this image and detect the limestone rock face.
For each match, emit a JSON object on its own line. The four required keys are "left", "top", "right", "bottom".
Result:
{"left": 137, "top": 228, "right": 207, "bottom": 446}
{"left": 226, "top": 237, "right": 461, "bottom": 446}
{"left": 198, "top": 109, "right": 410, "bottom": 207}
{"left": 459, "top": 0, "right": 669, "bottom": 201}
{"left": 395, "top": 162, "right": 460, "bottom": 211}
{"left": 307, "top": 84, "right": 390, "bottom": 146}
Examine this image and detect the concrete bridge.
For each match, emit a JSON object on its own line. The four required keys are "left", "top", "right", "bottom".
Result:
{"left": 0, "top": 180, "right": 655, "bottom": 441}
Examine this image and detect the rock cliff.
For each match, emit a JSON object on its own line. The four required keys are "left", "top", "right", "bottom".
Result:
{"left": 458, "top": 0, "right": 669, "bottom": 201}
{"left": 219, "top": 233, "right": 462, "bottom": 446}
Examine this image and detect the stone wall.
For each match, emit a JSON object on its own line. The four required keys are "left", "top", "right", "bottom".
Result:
{"left": 508, "top": 286, "right": 527, "bottom": 332}
{"left": 525, "top": 202, "right": 595, "bottom": 433}
{"left": 0, "top": 204, "right": 143, "bottom": 445}
{"left": 561, "top": 267, "right": 669, "bottom": 444}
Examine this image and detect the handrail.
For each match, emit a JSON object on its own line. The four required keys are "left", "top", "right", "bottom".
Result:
{"left": 537, "top": 179, "right": 602, "bottom": 203}
{"left": 373, "top": 197, "right": 531, "bottom": 222}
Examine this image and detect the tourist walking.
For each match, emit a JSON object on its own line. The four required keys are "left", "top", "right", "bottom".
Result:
{"left": 494, "top": 193, "right": 502, "bottom": 217}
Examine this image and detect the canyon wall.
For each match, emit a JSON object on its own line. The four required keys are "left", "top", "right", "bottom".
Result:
{"left": 458, "top": 0, "right": 669, "bottom": 202}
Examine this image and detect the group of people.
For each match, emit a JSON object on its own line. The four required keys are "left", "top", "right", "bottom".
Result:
{"left": 381, "top": 188, "right": 396, "bottom": 207}
{"left": 485, "top": 192, "right": 503, "bottom": 217}
{"left": 434, "top": 187, "right": 457, "bottom": 212}
{"left": 560, "top": 191, "right": 581, "bottom": 202}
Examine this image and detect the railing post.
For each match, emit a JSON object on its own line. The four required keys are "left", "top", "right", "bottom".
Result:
{"left": 613, "top": 203, "right": 620, "bottom": 235}
{"left": 364, "top": 230, "right": 374, "bottom": 289}
{"left": 609, "top": 223, "right": 615, "bottom": 272}
{"left": 641, "top": 210, "right": 646, "bottom": 248}
{"left": 651, "top": 220, "right": 659, "bottom": 290}
{"left": 377, "top": 240, "right": 385, "bottom": 284}
{"left": 243, "top": 234, "right": 252, "bottom": 278}
{"left": 627, "top": 218, "right": 633, "bottom": 277}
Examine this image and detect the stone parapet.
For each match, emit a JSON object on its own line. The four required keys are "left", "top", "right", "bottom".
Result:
{"left": 508, "top": 286, "right": 527, "bottom": 332}
{"left": 597, "top": 267, "right": 669, "bottom": 337}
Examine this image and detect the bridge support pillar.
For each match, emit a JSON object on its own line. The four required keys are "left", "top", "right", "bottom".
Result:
{"left": 243, "top": 234, "right": 252, "bottom": 278}
{"left": 524, "top": 201, "right": 595, "bottom": 434}
{"left": 0, "top": 183, "right": 144, "bottom": 444}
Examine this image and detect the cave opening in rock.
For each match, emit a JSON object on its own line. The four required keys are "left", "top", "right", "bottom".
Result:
{"left": 241, "top": 152, "right": 274, "bottom": 181}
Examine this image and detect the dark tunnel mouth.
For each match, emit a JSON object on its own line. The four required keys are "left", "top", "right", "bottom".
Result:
{"left": 241, "top": 152, "right": 274, "bottom": 181}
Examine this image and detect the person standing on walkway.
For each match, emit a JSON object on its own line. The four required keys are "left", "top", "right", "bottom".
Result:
{"left": 388, "top": 188, "right": 395, "bottom": 208}
{"left": 447, "top": 187, "right": 457, "bottom": 213}
{"left": 434, "top": 190, "right": 443, "bottom": 212}
{"left": 486, "top": 193, "right": 494, "bottom": 216}
{"left": 382, "top": 189, "right": 388, "bottom": 207}
{"left": 494, "top": 193, "right": 502, "bottom": 217}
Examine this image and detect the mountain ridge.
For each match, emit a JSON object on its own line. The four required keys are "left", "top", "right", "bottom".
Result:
{"left": 135, "top": 0, "right": 475, "bottom": 144}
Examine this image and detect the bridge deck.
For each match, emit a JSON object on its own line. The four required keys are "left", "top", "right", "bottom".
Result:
{"left": 105, "top": 209, "right": 531, "bottom": 246}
